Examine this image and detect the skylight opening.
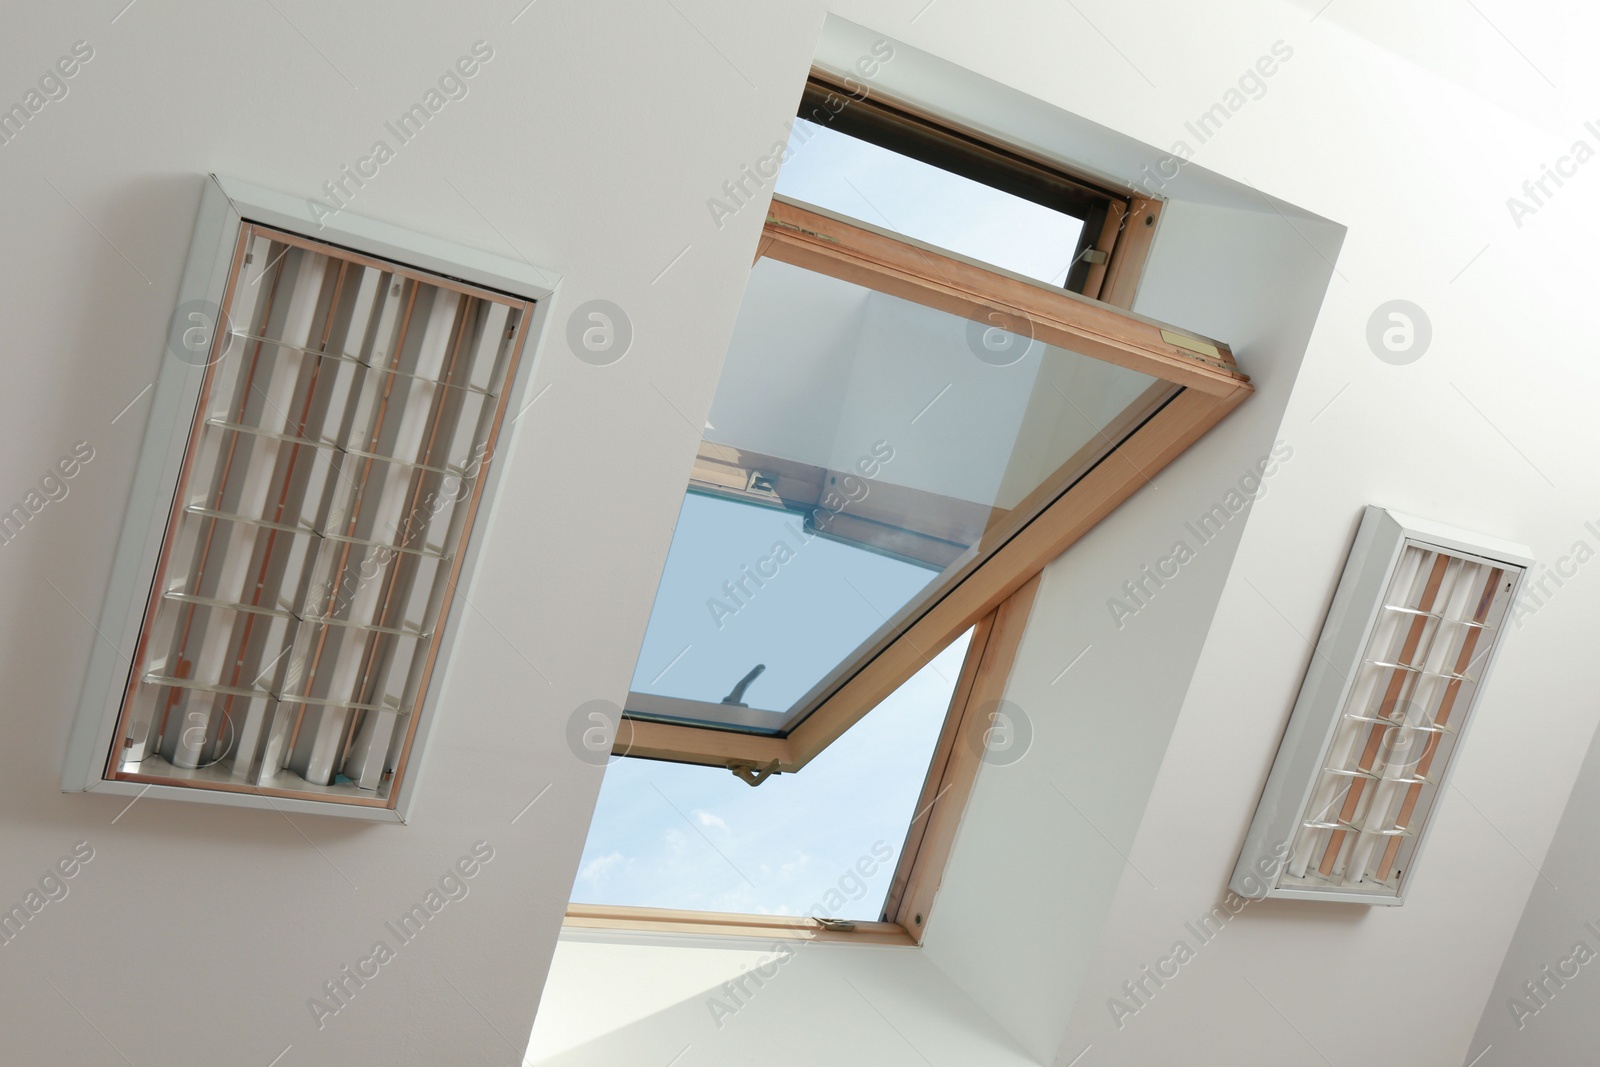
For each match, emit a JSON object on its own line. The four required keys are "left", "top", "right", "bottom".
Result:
{"left": 564, "top": 66, "right": 1249, "bottom": 941}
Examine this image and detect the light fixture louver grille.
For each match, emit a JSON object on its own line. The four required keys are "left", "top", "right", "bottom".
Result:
{"left": 1232, "top": 507, "right": 1530, "bottom": 904}
{"left": 112, "top": 225, "right": 530, "bottom": 806}
{"left": 1287, "top": 546, "right": 1506, "bottom": 890}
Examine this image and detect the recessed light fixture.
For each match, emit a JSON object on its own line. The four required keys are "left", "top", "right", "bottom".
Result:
{"left": 1232, "top": 506, "right": 1531, "bottom": 904}
{"left": 63, "top": 176, "right": 555, "bottom": 820}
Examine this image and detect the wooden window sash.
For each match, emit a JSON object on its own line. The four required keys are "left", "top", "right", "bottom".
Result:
{"left": 570, "top": 116, "right": 1244, "bottom": 944}
{"left": 618, "top": 198, "right": 1249, "bottom": 772}
{"left": 564, "top": 904, "right": 916, "bottom": 946}
{"left": 798, "top": 71, "right": 1161, "bottom": 308}
{"left": 567, "top": 577, "right": 1040, "bottom": 945}
{"left": 764, "top": 199, "right": 1238, "bottom": 393}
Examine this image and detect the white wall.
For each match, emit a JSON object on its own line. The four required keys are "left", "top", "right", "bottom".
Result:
{"left": 7, "top": 1, "right": 1600, "bottom": 1066}
{"left": 1023, "top": 2, "right": 1600, "bottom": 1062}
{"left": 530, "top": 930, "right": 1039, "bottom": 1065}
{"left": 0, "top": 1, "right": 823, "bottom": 1063}
{"left": 1464, "top": 724, "right": 1600, "bottom": 1063}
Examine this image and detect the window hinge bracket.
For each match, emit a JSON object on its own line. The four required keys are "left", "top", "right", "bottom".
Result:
{"left": 1159, "top": 329, "right": 1243, "bottom": 376}
{"left": 765, "top": 216, "right": 839, "bottom": 243}
{"left": 728, "top": 757, "right": 781, "bottom": 787}
{"left": 746, "top": 470, "right": 779, "bottom": 498}
{"left": 1159, "top": 329, "right": 1222, "bottom": 359}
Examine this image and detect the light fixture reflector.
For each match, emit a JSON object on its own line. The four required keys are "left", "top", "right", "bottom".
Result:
{"left": 1232, "top": 507, "right": 1530, "bottom": 904}
{"left": 63, "top": 176, "right": 553, "bottom": 818}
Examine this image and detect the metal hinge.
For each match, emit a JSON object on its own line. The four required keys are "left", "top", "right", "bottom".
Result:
{"left": 766, "top": 216, "right": 839, "bottom": 243}
{"left": 1159, "top": 329, "right": 1245, "bottom": 376}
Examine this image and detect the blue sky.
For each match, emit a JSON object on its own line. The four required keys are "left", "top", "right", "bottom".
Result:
{"left": 574, "top": 631, "right": 970, "bottom": 920}
{"left": 776, "top": 117, "right": 1085, "bottom": 287}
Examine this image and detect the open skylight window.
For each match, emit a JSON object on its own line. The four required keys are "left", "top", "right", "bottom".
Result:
{"left": 613, "top": 70, "right": 1251, "bottom": 783}
{"left": 627, "top": 253, "right": 1167, "bottom": 740}
{"left": 620, "top": 193, "right": 1248, "bottom": 780}
{"left": 568, "top": 67, "right": 1251, "bottom": 942}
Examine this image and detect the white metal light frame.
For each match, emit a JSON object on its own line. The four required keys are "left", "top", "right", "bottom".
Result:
{"left": 1231, "top": 506, "right": 1531, "bottom": 904}
{"left": 62, "top": 175, "right": 558, "bottom": 822}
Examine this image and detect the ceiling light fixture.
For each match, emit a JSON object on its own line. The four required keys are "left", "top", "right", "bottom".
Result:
{"left": 62, "top": 176, "right": 555, "bottom": 820}
{"left": 1232, "top": 506, "right": 1530, "bottom": 903}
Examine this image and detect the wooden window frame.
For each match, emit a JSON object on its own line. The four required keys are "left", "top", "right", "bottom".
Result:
{"left": 568, "top": 203, "right": 1248, "bottom": 943}
{"left": 797, "top": 72, "right": 1160, "bottom": 306}
{"left": 880, "top": 574, "right": 1040, "bottom": 939}
{"left": 564, "top": 99, "right": 1247, "bottom": 942}
{"left": 619, "top": 196, "right": 1249, "bottom": 776}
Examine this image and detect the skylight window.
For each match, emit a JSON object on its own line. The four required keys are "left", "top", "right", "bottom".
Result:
{"left": 625, "top": 254, "right": 1166, "bottom": 740}
{"left": 567, "top": 66, "right": 1251, "bottom": 944}
{"left": 611, "top": 71, "right": 1249, "bottom": 782}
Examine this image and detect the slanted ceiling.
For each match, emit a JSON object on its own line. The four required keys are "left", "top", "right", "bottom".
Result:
{"left": 2, "top": 2, "right": 1599, "bottom": 1067}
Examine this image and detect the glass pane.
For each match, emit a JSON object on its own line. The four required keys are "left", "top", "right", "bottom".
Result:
{"left": 576, "top": 631, "right": 970, "bottom": 921}
{"left": 631, "top": 492, "right": 937, "bottom": 726}
{"left": 775, "top": 117, "right": 1086, "bottom": 287}
{"left": 627, "top": 256, "right": 1165, "bottom": 730}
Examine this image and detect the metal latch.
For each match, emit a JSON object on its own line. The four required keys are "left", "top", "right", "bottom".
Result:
{"left": 728, "top": 758, "right": 781, "bottom": 787}
{"left": 746, "top": 470, "right": 779, "bottom": 498}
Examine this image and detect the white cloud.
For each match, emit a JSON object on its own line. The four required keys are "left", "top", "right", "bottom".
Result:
{"left": 695, "top": 809, "right": 730, "bottom": 832}
{"left": 578, "top": 851, "right": 627, "bottom": 886}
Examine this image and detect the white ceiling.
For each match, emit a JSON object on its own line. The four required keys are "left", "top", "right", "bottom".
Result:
{"left": 4, "top": 1, "right": 1599, "bottom": 1066}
